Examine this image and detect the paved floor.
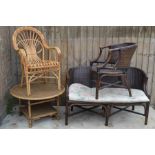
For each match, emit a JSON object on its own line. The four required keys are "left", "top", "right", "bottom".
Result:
{"left": 0, "top": 106, "right": 155, "bottom": 129}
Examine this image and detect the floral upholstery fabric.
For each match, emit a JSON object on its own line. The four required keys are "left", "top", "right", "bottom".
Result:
{"left": 69, "top": 83, "right": 150, "bottom": 103}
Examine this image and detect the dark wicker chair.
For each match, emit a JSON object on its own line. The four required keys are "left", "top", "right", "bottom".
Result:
{"left": 65, "top": 66, "right": 150, "bottom": 126}
{"left": 90, "top": 43, "right": 137, "bottom": 99}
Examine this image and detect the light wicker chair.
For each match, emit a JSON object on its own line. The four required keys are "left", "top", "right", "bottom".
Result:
{"left": 12, "top": 26, "right": 61, "bottom": 96}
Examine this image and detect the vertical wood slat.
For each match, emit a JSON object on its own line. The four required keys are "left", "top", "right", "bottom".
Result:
{"left": 106, "top": 26, "right": 113, "bottom": 46}
{"left": 99, "top": 26, "right": 106, "bottom": 60}
{"left": 99, "top": 26, "right": 108, "bottom": 59}
{"left": 87, "top": 26, "right": 94, "bottom": 66}
{"left": 80, "top": 26, "right": 87, "bottom": 66}
{"left": 74, "top": 26, "right": 81, "bottom": 67}
{"left": 130, "top": 27, "right": 139, "bottom": 67}
{"left": 48, "top": 27, "right": 55, "bottom": 60}
{"left": 142, "top": 27, "right": 152, "bottom": 73}
{"left": 92, "top": 26, "right": 100, "bottom": 60}
{"left": 136, "top": 27, "right": 144, "bottom": 69}
{"left": 67, "top": 27, "right": 74, "bottom": 68}
{"left": 60, "top": 26, "right": 68, "bottom": 81}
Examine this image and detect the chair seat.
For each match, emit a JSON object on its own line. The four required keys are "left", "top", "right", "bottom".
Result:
{"left": 92, "top": 66, "right": 124, "bottom": 74}
{"left": 98, "top": 69, "right": 123, "bottom": 74}
{"left": 69, "top": 83, "right": 149, "bottom": 103}
{"left": 27, "top": 60, "right": 59, "bottom": 69}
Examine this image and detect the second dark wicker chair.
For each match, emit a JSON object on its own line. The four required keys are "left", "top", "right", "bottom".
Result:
{"left": 90, "top": 42, "right": 137, "bottom": 99}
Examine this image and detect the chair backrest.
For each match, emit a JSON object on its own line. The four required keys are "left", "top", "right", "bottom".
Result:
{"left": 108, "top": 43, "right": 137, "bottom": 68}
{"left": 68, "top": 67, "right": 91, "bottom": 87}
{"left": 12, "top": 27, "right": 48, "bottom": 62}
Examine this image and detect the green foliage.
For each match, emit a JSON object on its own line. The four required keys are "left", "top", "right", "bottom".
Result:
{"left": 5, "top": 93, "right": 17, "bottom": 114}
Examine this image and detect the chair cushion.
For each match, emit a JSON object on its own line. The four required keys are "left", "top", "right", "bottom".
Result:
{"left": 69, "top": 83, "right": 150, "bottom": 103}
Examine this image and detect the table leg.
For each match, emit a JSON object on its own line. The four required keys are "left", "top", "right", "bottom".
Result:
{"left": 56, "top": 96, "right": 60, "bottom": 120}
{"left": 28, "top": 100, "right": 32, "bottom": 128}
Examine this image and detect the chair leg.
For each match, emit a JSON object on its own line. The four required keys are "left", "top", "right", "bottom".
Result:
{"left": 123, "top": 74, "right": 132, "bottom": 97}
{"left": 132, "top": 105, "right": 135, "bottom": 110}
{"left": 96, "top": 74, "right": 100, "bottom": 99}
{"left": 105, "top": 105, "right": 111, "bottom": 126}
{"left": 65, "top": 101, "right": 69, "bottom": 125}
{"left": 144, "top": 102, "right": 149, "bottom": 125}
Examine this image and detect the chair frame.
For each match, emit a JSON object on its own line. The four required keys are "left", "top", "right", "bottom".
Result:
{"left": 12, "top": 26, "right": 61, "bottom": 96}
{"left": 90, "top": 42, "right": 137, "bottom": 99}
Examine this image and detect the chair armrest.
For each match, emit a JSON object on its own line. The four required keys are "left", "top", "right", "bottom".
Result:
{"left": 137, "top": 68, "right": 150, "bottom": 98}
{"left": 128, "top": 67, "right": 150, "bottom": 99}
{"left": 46, "top": 46, "right": 62, "bottom": 62}
{"left": 143, "top": 76, "right": 150, "bottom": 99}
{"left": 18, "top": 49, "right": 27, "bottom": 66}
{"left": 90, "top": 46, "right": 109, "bottom": 66}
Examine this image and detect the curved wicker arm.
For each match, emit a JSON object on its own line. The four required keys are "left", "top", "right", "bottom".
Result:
{"left": 90, "top": 46, "right": 109, "bottom": 66}
{"left": 95, "top": 51, "right": 113, "bottom": 72}
{"left": 18, "top": 49, "right": 27, "bottom": 66}
{"left": 46, "top": 46, "right": 61, "bottom": 62}
{"left": 143, "top": 74, "right": 150, "bottom": 98}
{"left": 128, "top": 67, "right": 150, "bottom": 99}
{"left": 136, "top": 67, "right": 150, "bottom": 98}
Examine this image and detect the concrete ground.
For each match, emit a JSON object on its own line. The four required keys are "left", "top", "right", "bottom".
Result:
{"left": 0, "top": 106, "right": 155, "bottom": 129}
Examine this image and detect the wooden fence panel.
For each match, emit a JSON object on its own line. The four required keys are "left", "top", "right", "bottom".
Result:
{"left": 5, "top": 26, "right": 155, "bottom": 106}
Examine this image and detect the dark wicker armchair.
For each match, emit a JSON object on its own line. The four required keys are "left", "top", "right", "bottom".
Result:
{"left": 65, "top": 66, "right": 150, "bottom": 126}
{"left": 90, "top": 43, "right": 137, "bottom": 99}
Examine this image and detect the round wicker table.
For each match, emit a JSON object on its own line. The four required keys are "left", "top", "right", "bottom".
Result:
{"left": 10, "top": 83, "right": 65, "bottom": 128}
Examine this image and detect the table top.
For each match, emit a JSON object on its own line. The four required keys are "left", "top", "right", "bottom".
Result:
{"left": 10, "top": 83, "right": 65, "bottom": 100}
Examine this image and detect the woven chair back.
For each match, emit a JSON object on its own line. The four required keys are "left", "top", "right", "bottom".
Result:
{"left": 12, "top": 27, "right": 47, "bottom": 62}
{"left": 108, "top": 43, "right": 137, "bottom": 68}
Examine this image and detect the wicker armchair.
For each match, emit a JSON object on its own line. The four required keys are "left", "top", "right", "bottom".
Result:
{"left": 90, "top": 42, "right": 137, "bottom": 99}
{"left": 12, "top": 27, "right": 61, "bottom": 96}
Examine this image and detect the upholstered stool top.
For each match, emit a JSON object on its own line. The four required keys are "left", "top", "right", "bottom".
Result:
{"left": 69, "top": 83, "right": 150, "bottom": 103}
